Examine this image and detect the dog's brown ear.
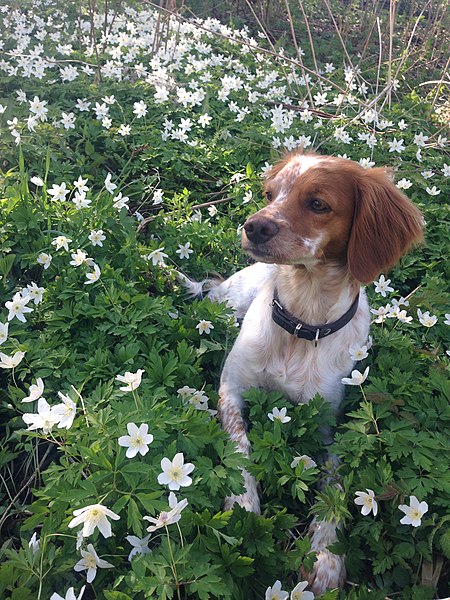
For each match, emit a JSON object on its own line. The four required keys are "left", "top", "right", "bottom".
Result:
{"left": 348, "top": 167, "right": 424, "bottom": 284}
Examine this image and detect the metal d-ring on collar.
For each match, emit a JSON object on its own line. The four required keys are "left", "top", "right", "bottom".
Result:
{"left": 271, "top": 289, "right": 360, "bottom": 345}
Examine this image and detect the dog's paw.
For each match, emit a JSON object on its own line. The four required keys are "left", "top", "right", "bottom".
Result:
{"left": 224, "top": 471, "right": 260, "bottom": 514}
{"left": 300, "top": 549, "right": 345, "bottom": 595}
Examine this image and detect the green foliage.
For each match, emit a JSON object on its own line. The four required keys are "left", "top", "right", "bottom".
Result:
{"left": 0, "top": 1, "right": 449, "bottom": 599}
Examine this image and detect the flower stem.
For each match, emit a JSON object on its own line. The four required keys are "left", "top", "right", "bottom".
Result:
{"left": 165, "top": 525, "right": 181, "bottom": 600}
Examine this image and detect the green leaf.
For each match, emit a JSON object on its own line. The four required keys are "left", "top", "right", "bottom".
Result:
{"left": 0, "top": 254, "right": 15, "bottom": 279}
{"left": 439, "top": 529, "right": 450, "bottom": 559}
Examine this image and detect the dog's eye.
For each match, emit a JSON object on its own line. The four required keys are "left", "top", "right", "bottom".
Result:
{"left": 309, "top": 198, "right": 330, "bottom": 213}
{"left": 264, "top": 190, "right": 273, "bottom": 203}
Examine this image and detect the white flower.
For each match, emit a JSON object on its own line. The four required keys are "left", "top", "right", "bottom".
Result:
{"left": 74, "top": 194, "right": 91, "bottom": 210}
{"left": 397, "top": 310, "right": 413, "bottom": 324}
{"left": 0, "top": 351, "right": 26, "bottom": 369}
{"left": 37, "top": 252, "right": 52, "bottom": 269}
{"left": 268, "top": 407, "right": 291, "bottom": 423}
{"left": 398, "top": 119, "right": 407, "bottom": 130}
{"left": 22, "top": 398, "right": 60, "bottom": 433}
{"left": 76, "top": 99, "right": 91, "bottom": 111}
{"left": 370, "top": 304, "right": 391, "bottom": 323}
{"left": 117, "top": 124, "right": 131, "bottom": 136}
{"left": 189, "top": 390, "right": 209, "bottom": 410}
{"left": 387, "top": 138, "right": 405, "bottom": 153}
{"left": 417, "top": 309, "right": 437, "bottom": 327}
{"left": 176, "top": 242, "right": 193, "bottom": 259}
{"left": 133, "top": 101, "right": 147, "bottom": 118}
{"left": 104, "top": 173, "right": 117, "bottom": 193}
{"left": 290, "top": 581, "right": 314, "bottom": 600}
{"left": 374, "top": 275, "right": 394, "bottom": 297}
{"left": 177, "top": 385, "right": 197, "bottom": 399}
{"left": 444, "top": 313, "right": 450, "bottom": 326}
{"left": 112, "top": 192, "right": 130, "bottom": 210}
{"left": 68, "top": 504, "right": 120, "bottom": 539}
{"left": 21, "top": 282, "right": 45, "bottom": 305}
{"left": 22, "top": 377, "right": 44, "bottom": 403}
{"left": 265, "top": 580, "right": 289, "bottom": 600}
{"left": 115, "top": 369, "right": 145, "bottom": 392}
{"left": 118, "top": 423, "right": 154, "bottom": 458}
{"left": 28, "top": 532, "right": 40, "bottom": 553}
{"left": 413, "top": 132, "right": 429, "bottom": 147}
{"left": 52, "top": 392, "right": 77, "bottom": 429}
{"left": 152, "top": 189, "right": 164, "bottom": 205}
{"left": 50, "top": 586, "right": 86, "bottom": 600}
{"left": 29, "top": 96, "right": 48, "bottom": 120}
{"left": 88, "top": 230, "right": 106, "bottom": 247}
{"left": 126, "top": 534, "right": 151, "bottom": 561}
{"left": 73, "top": 175, "right": 89, "bottom": 193}
{"left": 48, "top": 182, "right": 69, "bottom": 202}
{"left": 30, "top": 176, "right": 44, "bottom": 186}
{"left": 341, "top": 366, "right": 370, "bottom": 386}
{"left": 442, "top": 164, "right": 450, "bottom": 177}
{"left": 157, "top": 452, "right": 195, "bottom": 491}
{"left": 60, "top": 112, "right": 76, "bottom": 130}
{"left": 208, "top": 205, "right": 217, "bottom": 217}
{"left": 396, "top": 178, "right": 412, "bottom": 190}
{"left": 399, "top": 495, "right": 428, "bottom": 527}
{"left": 84, "top": 263, "right": 101, "bottom": 285}
{"left": 243, "top": 190, "right": 253, "bottom": 203}
{"left": 94, "top": 102, "right": 109, "bottom": 119}
{"left": 52, "top": 235, "right": 72, "bottom": 251}
{"left": 0, "top": 322, "right": 8, "bottom": 345}
{"left": 354, "top": 489, "right": 378, "bottom": 516}
{"left": 5, "top": 292, "right": 33, "bottom": 322}
{"left": 426, "top": 186, "right": 440, "bottom": 196}
{"left": 73, "top": 544, "right": 114, "bottom": 583}
{"left": 69, "top": 249, "right": 90, "bottom": 267}
{"left": 349, "top": 343, "right": 368, "bottom": 361}
{"left": 290, "top": 455, "right": 317, "bottom": 470}
{"left": 196, "top": 320, "right": 214, "bottom": 335}
{"left": 198, "top": 113, "right": 212, "bottom": 127}
{"left": 359, "top": 158, "right": 375, "bottom": 169}
{"left": 147, "top": 247, "right": 168, "bottom": 266}
{"left": 144, "top": 492, "right": 189, "bottom": 532}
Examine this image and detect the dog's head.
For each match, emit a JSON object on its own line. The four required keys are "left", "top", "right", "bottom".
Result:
{"left": 242, "top": 152, "right": 424, "bottom": 284}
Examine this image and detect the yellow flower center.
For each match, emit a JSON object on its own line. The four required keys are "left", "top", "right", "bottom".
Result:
{"left": 168, "top": 466, "right": 183, "bottom": 481}
{"left": 410, "top": 508, "right": 422, "bottom": 520}
{"left": 85, "top": 555, "right": 97, "bottom": 568}
{"left": 132, "top": 436, "right": 143, "bottom": 447}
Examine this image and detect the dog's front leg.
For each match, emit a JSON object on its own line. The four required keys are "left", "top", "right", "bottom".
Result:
{"left": 218, "top": 374, "right": 260, "bottom": 515}
{"left": 302, "top": 449, "right": 346, "bottom": 594}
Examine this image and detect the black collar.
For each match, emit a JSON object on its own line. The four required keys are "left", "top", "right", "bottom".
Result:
{"left": 271, "top": 289, "right": 359, "bottom": 344}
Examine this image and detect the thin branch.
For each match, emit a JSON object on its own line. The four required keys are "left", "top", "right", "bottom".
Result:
{"left": 0, "top": 445, "right": 53, "bottom": 533}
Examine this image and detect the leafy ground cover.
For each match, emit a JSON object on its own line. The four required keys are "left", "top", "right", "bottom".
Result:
{"left": 0, "top": 1, "right": 449, "bottom": 599}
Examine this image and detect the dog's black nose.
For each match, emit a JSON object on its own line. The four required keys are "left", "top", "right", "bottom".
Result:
{"left": 244, "top": 216, "right": 279, "bottom": 244}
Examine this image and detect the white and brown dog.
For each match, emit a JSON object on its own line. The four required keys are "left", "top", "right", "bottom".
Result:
{"left": 181, "top": 152, "right": 423, "bottom": 593}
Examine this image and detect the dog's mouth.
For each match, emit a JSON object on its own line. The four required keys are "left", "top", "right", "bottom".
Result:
{"left": 242, "top": 236, "right": 324, "bottom": 266}
{"left": 242, "top": 240, "right": 294, "bottom": 265}
{"left": 242, "top": 237, "right": 274, "bottom": 260}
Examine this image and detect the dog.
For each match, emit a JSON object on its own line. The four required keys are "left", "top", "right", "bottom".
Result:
{"left": 181, "top": 151, "right": 424, "bottom": 593}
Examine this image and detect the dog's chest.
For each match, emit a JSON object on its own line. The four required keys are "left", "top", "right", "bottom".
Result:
{"left": 257, "top": 333, "right": 349, "bottom": 404}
